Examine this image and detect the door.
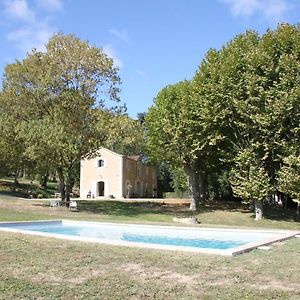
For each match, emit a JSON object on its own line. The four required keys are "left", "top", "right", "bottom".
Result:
{"left": 97, "top": 181, "right": 105, "bottom": 196}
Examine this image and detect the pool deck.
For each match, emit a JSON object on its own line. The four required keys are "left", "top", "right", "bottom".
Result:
{"left": 0, "top": 220, "right": 299, "bottom": 256}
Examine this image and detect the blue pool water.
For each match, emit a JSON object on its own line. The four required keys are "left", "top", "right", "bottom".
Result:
{"left": 0, "top": 222, "right": 246, "bottom": 249}
{"left": 122, "top": 233, "right": 244, "bottom": 249}
{"left": 0, "top": 220, "right": 293, "bottom": 254}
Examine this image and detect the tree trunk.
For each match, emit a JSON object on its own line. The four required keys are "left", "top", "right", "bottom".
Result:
{"left": 185, "top": 163, "right": 207, "bottom": 211}
{"left": 254, "top": 199, "right": 263, "bottom": 220}
{"left": 41, "top": 172, "right": 49, "bottom": 189}
{"left": 200, "top": 171, "right": 208, "bottom": 202}
{"left": 57, "top": 169, "right": 66, "bottom": 204}
{"left": 65, "top": 173, "right": 72, "bottom": 206}
{"left": 13, "top": 168, "right": 20, "bottom": 192}
{"left": 283, "top": 194, "right": 288, "bottom": 209}
{"left": 185, "top": 165, "right": 200, "bottom": 211}
{"left": 296, "top": 202, "right": 299, "bottom": 215}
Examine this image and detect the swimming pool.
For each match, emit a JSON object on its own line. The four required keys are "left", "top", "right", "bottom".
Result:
{"left": 0, "top": 220, "right": 298, "bottom": 256}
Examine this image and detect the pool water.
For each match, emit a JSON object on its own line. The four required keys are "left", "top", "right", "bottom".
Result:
{"left": 0, "top": 220, "right": 297, "bottom": 255}
{"left": 122, "top": 233, "right": 244, "bottom": 249}
{"left": 0, "top": 222, "right": 246, "bottom": 249}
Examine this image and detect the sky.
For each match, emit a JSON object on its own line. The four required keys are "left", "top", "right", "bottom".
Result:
{"left": 0, "top": 0, "right": 299, "bottom": 118}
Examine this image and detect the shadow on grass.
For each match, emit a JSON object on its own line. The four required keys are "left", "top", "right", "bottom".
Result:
{"left": 0, "top": 190, "right": 27, "bottom": 199}
{"left": 77, "top": 199, "right": 259, "bottom": 218}
{"left": 0, "top": 179, "right": 57, "bottom": 199}
{"left": 263, "top": 205, "right": 299, "bottom": 223}
{"left": 200, "top": 200, "right": 249, "bottom": 213}
{"left": 77, "top": 199, "right": 298, "bottom": 221}
{"left": 78, "top": 200, "right": 192, "bottom": 218}
{"left": 198, "top": 200, "right": 299, "bottom": 223}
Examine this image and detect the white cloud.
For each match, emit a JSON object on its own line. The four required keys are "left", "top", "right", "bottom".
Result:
{"left": 3, "top": 0, "right": 35, "bottom": 22}
{"left": 221, "top": 0, "right": 260, "bottom": 16}
{"left": 220, "top": 0, "right": 290, "bottom": 21}
{"left": 109, "top": 28, "right": 129, "bottom": 43}
{"left": 35, "top": 0, "right": 63, "bottom": 12}
{"left": 1, "top": 0, "right": 62, "bottom": 55}
{"left": 103, "top": 44, "right": 123, "bottom": 69}
{"left": 7, "top": 22, "right": 55, "bottom": 53}
{"left": 263, "top": 0, "right": 288, "bottom": 20}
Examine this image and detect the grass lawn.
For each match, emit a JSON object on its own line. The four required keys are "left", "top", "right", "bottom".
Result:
{"left": 0, "top": 193, "right": 299, "bottom": 299}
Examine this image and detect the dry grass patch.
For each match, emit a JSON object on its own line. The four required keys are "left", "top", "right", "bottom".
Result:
{"left": 122, "top": 262, "right": 197, "bottom": 284}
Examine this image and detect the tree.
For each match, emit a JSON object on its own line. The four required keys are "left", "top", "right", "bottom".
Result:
{"left": 227, "top": 24, "right": 300, "bottom": 218}
{"left": 277, "top": 155, "right": 300, "bottom": 215}
{"left": 200, "top": 24, "right": 300, "bottom": 218}
{"left": 0, "top": 33, "right": 120, "bottom": 203}
{"left": 193, "top": 30, "right": 260, "bottom": 161}
{"left": 230, "top": 148, "right": 272, "bottom": 220}
{"left": 146, "top": 23, "right": 300, "bottom": 214}
{"left": 244, "top": 24, "right": 300, "bottom": 187}
{"left": 146, "top": 80, "right": 220, "bottom": 210}
{"left": 95, "top": 110, "right": 145, "bottom": 156}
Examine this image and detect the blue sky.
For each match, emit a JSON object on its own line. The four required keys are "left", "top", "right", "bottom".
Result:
{"left": 0, "top": 0, "right": 299, "bottom": 118}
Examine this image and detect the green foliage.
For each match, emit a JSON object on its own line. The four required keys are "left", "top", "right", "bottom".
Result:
{"left": 193, "top": 24, "right": 300, "bottom": 208}
{"left": 208, "top": 171, "right": 233, "bottom": 201}
{"left": 0, "top": 33, "right": 121, "bottom": 200}
{"left": 169, "top": 166, "right": 188, "bottom": 194}
{"left": 95, "top": 110, "right": 145, "bottom": 156}
{"left": 230, "top": 148, "right": 272, "bottom": 204}
{"left": 146, "top": 80, "right": 223, "bottom": 209}
{"left": 146, "top": 81, "right": 197, "bottom": 165}
{"left": 156, "top": 162, "right": 173, "bottom": 198}
{"left": 146, "top": 78, "right": 224, "bottom": 168}
{"left": 277, "top": 155, "right": 300, "bottom": 205}
{"left": 0, "top": 114, "right": 27, "bottom": 176}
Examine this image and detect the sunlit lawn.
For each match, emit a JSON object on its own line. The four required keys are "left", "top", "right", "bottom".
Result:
{"left": 0, "top": 193, "right": 299, "bottom": 299}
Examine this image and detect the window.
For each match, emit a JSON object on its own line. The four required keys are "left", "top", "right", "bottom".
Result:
{"left": 98, "top": 159, "right": 104, "bottom": 167}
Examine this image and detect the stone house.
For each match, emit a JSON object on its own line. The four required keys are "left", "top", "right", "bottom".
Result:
{"left": 80, "top": 148, "right": 157, "bottom": 199}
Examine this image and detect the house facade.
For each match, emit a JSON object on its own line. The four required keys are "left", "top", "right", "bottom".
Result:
{"left": 80, "top": 148, "right": 157, "bottom": 199}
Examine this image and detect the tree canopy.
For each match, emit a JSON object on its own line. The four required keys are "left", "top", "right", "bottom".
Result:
{"left": 0, "top": 33, "right": 121, "bottom": 202}
{"left": 145, "top": 23, "right": 300, "bottom": 217}
{"left": 146, "top": 80, "right": 223, "bottom": 210}
{"left": 95, "top": 109, "right": 145, "bottom": 156}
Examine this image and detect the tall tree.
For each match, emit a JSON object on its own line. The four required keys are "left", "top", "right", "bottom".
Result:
{"left": 0, "top": 33, "right": 120, "bottom": 203}
{"left": 200, "top": 24, "right": 300, "bottom": 219}
{"left": 145, "top": 80, "right": 221, "bottom": 210}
